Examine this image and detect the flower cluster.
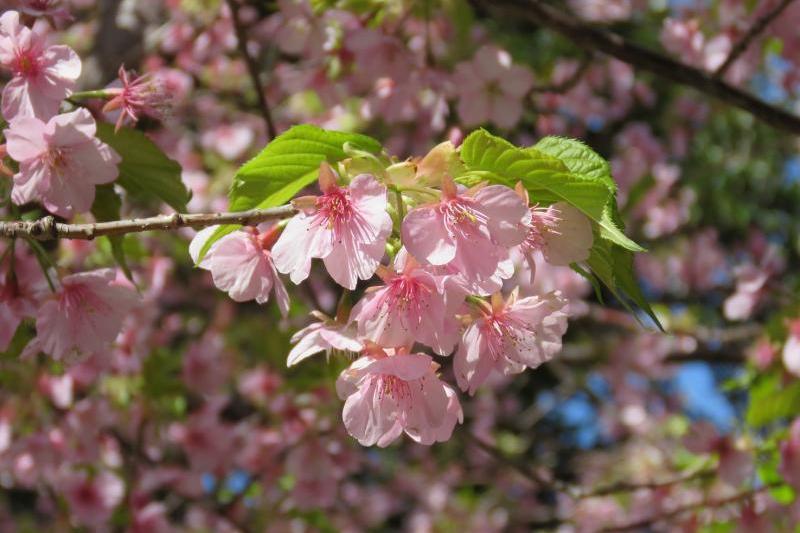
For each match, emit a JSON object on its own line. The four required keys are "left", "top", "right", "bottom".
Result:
{"left": 193, "top": 143, "right": 593, "bottom": 446}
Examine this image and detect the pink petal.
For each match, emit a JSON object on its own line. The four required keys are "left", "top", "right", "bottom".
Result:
{"left": 401, "top": 206, "right": 456, "bottom": 266}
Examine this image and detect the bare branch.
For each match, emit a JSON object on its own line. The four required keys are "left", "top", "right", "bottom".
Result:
{"left": 474, "top": 0, "right": 800, "bottom": 136}
{"left": 0, "top": 205, "right": 297, "bottom": 241}
{"left": 599, "top": 483, "right": 780, "bottom": 532}
{"left": 715, "top": 0, "right": 796, "bottom": 78}
{"left": 226, "top": 0, "right": 278, "bottom": 140}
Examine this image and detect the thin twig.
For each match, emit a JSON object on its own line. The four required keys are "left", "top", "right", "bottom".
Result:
{"left": 599, "top": 482, "right": 780, "bottom": 532}
{"left": 715, "top": 0, "right": 796, "bottom": 78}
{"left": 473, "top": 0, "right": 800, "bottom": 135}
{"left": 226, "top": 0, "right": 278, "bottom": 140}
{"left": 0, "top": 205, "right": 297, "bottom": 241}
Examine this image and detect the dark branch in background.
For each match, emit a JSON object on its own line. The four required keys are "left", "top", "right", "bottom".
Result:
{"left": 599, "top": 482, "right": 780, "bottom": 532}
{"left": 531, "top": 53, "right": 592, "bottom": 93}
{"left": 715, "top": 0, "right": 797, "bottom": 78}
{"left": 473, "top": 0, "right": 800, "bottom": 135}
{"left": 226, "top": 0, "right": 278, "bottom": 140}
{"left": 0, "top": 205, "right": 297, "bottom": 241}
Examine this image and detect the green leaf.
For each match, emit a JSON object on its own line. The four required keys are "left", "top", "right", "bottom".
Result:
{"left": 463, "top": 130, "right": 655, "bottom": 325}
{"left": 533, "top": 136, "right": 643, "bottom": 252}
{"left": 532, "top": 136, "right": 616, "bottom": 192}
{"left": 460, "top": 129, "right": 611, "bottom": 221}
{"left": 747, "top": 373, "right": 800, "bottom": 427}
{"left": 91, "top": 184, "right": 134, "bottom": 281}
{"left": 586, "top": 232, "right": 663, "bottom": 330}
{"left": 197, "top": 124, "right": 382, "bottom": 261}
{"left": 96, "top": 123, "right": 190, "bottom": 212}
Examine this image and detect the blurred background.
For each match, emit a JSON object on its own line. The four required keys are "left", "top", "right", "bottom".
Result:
{"left": 2, "top": 0, "right": 800, "bottom": 531}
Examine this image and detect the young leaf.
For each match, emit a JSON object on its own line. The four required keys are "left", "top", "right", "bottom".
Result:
{"left": 96, "top": 123, "right": 190, "bottom": 212}
{"left": 460, "top": 129, "right": 611, "bottom": 222}
{"left": 586, "top": 219, "right": 663, "bottom": 329}
{"left": 533, "top": 136, "right": 643, "bottom": 252}
{"left": 197, "top": 125, "right": 382, "bottom": 262}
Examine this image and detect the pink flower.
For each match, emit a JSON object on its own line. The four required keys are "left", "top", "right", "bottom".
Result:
{"left": 351, "top": 249, "right": 464, "bottom": 356}
{"left": 515, "top": 185, "right": 594, "bottom": 278}
{"left": 723, "top": 264, "right": 769, "bottom": 321}
{"left": 181, "top": 333, "right": 231, "bottom": 395}
{"left": 168, "top": 400, "right": 236, "bottom": 473}
{"left": 273, "top": 164, "right": 393, "bottom": 290}
{"left": 103, "top": 66, "right": 170, "bottom": 131}
{"left": 783, "top": 319, "right": 800, "bottom": 377}
{"left": 452, "top": 45, "right": 534, "bottom": 129}
{"left": 287, "top": 311, "right": 363, "bottom": 367}
{"left": 780, "top": 418, "right": 800, "bottom": 490}
{"left": 336, "top": 348, "right": 462, "bottom": 446}
{"left": 401, "top": 177, "right": 528, "bottom": 288}
{"left": 5, "top": 108, "right": 121, "bottom": 218}
{"left": 33, "top": 268, "right": 138, "bottom": 360}
{"left": 0, "top": 11, "right": 81, "bottom": 120}
{"left": 683, "top": 421, "right": 753, "bottom": 487}
{"left": 0, "top": 245, "right": 45, "bottom": 351}
{"left": 60, "top": 469, "right": 124, "bottom": 529}
{"left": 190, "top": 224, "right": 289, "bottom": 316}
{"left": 455, "top": 291, "right": 568, "bottom": 395}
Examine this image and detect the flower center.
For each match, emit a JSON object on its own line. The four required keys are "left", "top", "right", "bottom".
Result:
{"left": 385, "top": 275, "right": 431, "bottom": 312}
{"left": 521, "top": 206, "right": 560, "bottom": 252}
{"left": 13, "top": 49, "right": 40, "bottom": 77}
{"left": 376, "top": 374, "right": 411, "bottom": 402}
{"left": 440, "top": 197, "right": 486, "bottom": 238}
{"left": 483, "top": 312, "right": 530, "bottom": 361}
{"left": 45, "top": 147, "right": 72, "bottom": 174}
{"left": 315, "top": 188, "right": 353, "bottom": 232}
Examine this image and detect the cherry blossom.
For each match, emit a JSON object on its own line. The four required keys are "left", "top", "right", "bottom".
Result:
{"left": 336, "top": 348, "right": 462, "bottom": 446}
{"left": 783, "top": 319, "right": 800, "bottom": 377}
{"left": 0, "top": 245, "right": 45, "bottom": 351}
{"left": 780, "top": 418, "right": 800, "bottom": 491}
{"left": 31, "top": 268, "right": 138, "bottom": 360}
{"left": 0, "top": 10, "right": 81, "bottom": 120}
{"left": 60, "top": 469, "right": 125, "bottom": 529}
{"left": 287, "top": 311, "right": 363, "bottom": 366}
{"left": 514, "top": 184, "right": 594, "bottom": 278}
{"left": 190, "top": 223, "right": 289, "bottom": 316}
{"left": 351, "top": 248, "right": 465, "bottom": 356}
{"left": 103, "top": 65, "right": 170, "bottom": 131}
{"left": 452, "top": 45, "right": 534, "bottom": 129}
{"left": 455, "top": 290, "right": 568, "bottom": 395}
{"left": 5, "top": 108, "right": 121, "bottom": 218}
{"left": 401, "top": 176, "right": 528, "bottom": 288}
{"left": 273, "top": 164, "right": 393, "bottom": 290}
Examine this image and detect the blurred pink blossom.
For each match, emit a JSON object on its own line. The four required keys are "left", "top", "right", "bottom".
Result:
{"left": 452, "top": 45, "right": 534, "bottom": 129}
{"left": 5, "top": 108, "right": 120, "bottom": 218}
{"left": 0, "top": 10, "right": 80, "bottom": 120}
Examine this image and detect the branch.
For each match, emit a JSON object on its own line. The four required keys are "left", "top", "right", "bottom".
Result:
{"left": 475, "top": 0, "right": 800, "bottom": 135}
{"left": 0, "top": 205, "right": 297, "bottom": 241}
{"left": 226, "top": 0, "right": 278, "bottom": 140}
{"left": 599, "top": 482, "right": 780, "bottom": 532}
{"left": 715, "top": 0, "right": 796, "bottom": 78}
